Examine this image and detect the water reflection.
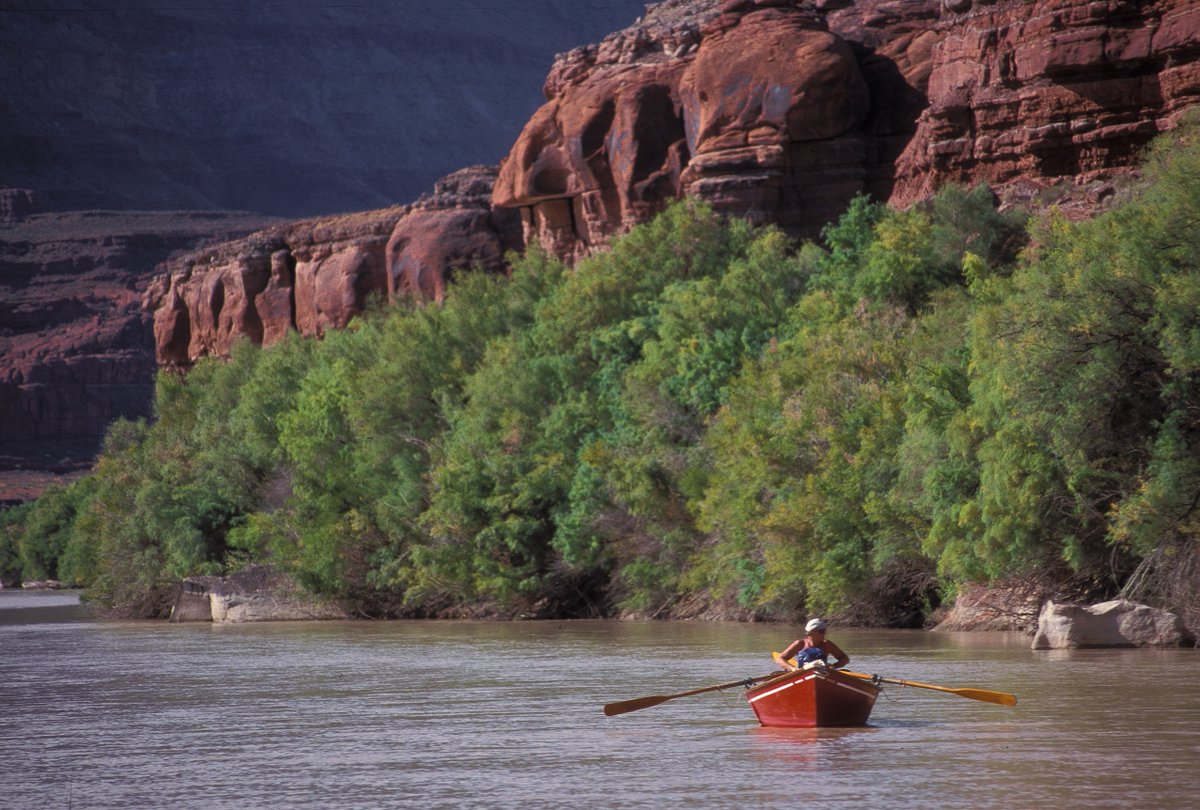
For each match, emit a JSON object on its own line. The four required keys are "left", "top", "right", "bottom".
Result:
{"left": 1, "top": 612, "right": 1197, "bottom": 809}
{"left": 749, "top": 724, "right": 882, "bottom": 764}
{"left": 0, "top": 589, "right": 83, "bottom": 624}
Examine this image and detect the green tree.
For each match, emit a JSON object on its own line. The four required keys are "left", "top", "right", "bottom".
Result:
{"left": 0, "top": 503, "right": 32, "bottom": 586}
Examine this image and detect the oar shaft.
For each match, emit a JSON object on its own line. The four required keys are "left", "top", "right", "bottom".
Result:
{"left": 841, "top": 670, "right": 1017, "bottom": 707}
{"left": 603, "top": 672, "right": 782, "bottom": 717}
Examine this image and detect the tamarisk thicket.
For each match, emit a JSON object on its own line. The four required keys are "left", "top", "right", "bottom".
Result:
{"left": 5, "top": 124, "right": 1199, "bottom": 624}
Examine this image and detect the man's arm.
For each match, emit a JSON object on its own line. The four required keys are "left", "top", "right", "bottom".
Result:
{"left": 826, "top": 640, "right": 849, "bottom": 669}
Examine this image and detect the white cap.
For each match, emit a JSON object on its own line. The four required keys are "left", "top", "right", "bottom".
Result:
{"left": 805, "top": 618, "right": 827, "bottom": 633}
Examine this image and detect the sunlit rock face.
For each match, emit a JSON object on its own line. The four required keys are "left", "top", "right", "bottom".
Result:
{"left": 493, "top": 0, "right": 940, "bottom": 256}
{"left": 495, "top": 0, "right": 1200, "bottom": 253}
{"left": 146, "top": 0, "right": 1200, "bottom": 368}
{"left": 891, "top": 0, "right": 1200, "bottom": 210}
{"left": 145, "top": 167, "right": 520, "bottom": 368}
{"left": 146, "top": 211, "right": 394, "bottom": 367}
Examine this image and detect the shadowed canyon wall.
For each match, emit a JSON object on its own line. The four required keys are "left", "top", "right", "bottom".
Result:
{"left": 0, "top": 210, "right": 277, "bottom": 500}
{"left": 0, "top": 0, "right": 650, "bottom": 217}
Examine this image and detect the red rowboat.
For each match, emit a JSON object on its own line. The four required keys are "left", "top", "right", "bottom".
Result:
{"left": 745, "top": 664, "right": 881, "bottom": 728}
{"left": 601, "top": 654, "right": 1014, "bottom": 723}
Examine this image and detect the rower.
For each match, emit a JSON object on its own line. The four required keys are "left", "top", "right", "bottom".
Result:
{"left": 779, "top": 618, "right": 850, "bottom": 671}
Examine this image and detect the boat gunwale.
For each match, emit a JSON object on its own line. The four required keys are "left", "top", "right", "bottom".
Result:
{"left": 746, "top": 668, "right": 881, "bottom": 704}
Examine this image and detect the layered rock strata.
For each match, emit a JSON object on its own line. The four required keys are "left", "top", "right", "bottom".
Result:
{"left": 0, "top": 210, "right": 275, "bottom": 497}
{"left": 892, "top": 0, "right": 1200, "bottom": 208}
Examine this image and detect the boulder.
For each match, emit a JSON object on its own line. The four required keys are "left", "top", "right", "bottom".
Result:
{"left": 932, "top": 581, "right": 1045, "bottom": 632}
{"left": 168, "top": 565, "right": 348, "bottom": 624}
{"left": 1031, "top": 598, "right": 1192, "bottom": 649}
{"left": 208, "top": 589, "right": 348, "bottom": 624}
{"left": 21, "top": 579, "right": 64, "bottom": 590}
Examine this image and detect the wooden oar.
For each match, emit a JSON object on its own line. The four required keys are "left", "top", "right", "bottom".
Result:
{"left": 839, "top": 670, "right": 1018, "bottom": 707}
{"left": 771, "top": 652, "right": 1017, "bottom": 707}
{"left": 603, "top": 672, "right": 784, "bottom": 717}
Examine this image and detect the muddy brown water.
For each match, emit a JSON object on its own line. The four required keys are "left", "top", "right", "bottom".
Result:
{"left": 2, "top": 591, "right": 1196, "bottom": 808}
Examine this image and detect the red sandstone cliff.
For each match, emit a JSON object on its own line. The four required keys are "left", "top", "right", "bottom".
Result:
{"left": 497, "top": 0, "right": 1200, "bottom": 254}
{"left": 494, "top": 0, "right": 941, "bottom": 258}
{"left": 146, "top": 0, "right": 1200, "bottom": 369}
{"left": 893, "top": 0, "right": 1200, "bottom": 207}
{"left": 145, "top": 167, "right": 520, "bottom": 367}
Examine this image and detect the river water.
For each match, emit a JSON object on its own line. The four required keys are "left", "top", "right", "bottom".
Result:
{"left": 2, "top": 591, "right": 1197, "bottom": 809}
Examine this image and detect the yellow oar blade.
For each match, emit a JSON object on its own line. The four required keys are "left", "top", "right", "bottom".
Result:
{"left": 950, "top": 687, "right": 1018, "bottom": 707}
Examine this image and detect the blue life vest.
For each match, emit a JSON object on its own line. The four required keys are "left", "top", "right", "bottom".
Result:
{"left": 797, "top": 646, "right": 825, "bottom": 664}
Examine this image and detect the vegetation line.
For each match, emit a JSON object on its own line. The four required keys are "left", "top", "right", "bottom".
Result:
{"left": 4, "top": 123, "right": 1199, "bottom": 626}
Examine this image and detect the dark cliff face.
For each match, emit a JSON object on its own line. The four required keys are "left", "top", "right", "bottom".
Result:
{"left": 0, "top": 0, "right": 649, "bottom": 218}
{"left": 0, "top": 212, "right": 277, "bottom": 500}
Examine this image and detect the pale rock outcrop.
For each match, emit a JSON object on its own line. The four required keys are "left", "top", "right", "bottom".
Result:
{"left": 1031, "top": 598, "right": 1192, "bottom": 649}
{"left": 169, "top": 565, "right": 348, "bottom": 624}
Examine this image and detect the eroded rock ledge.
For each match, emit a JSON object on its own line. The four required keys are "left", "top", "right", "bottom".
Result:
{"left": 145, "top": 167, "right": 517, "bottom": 368}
